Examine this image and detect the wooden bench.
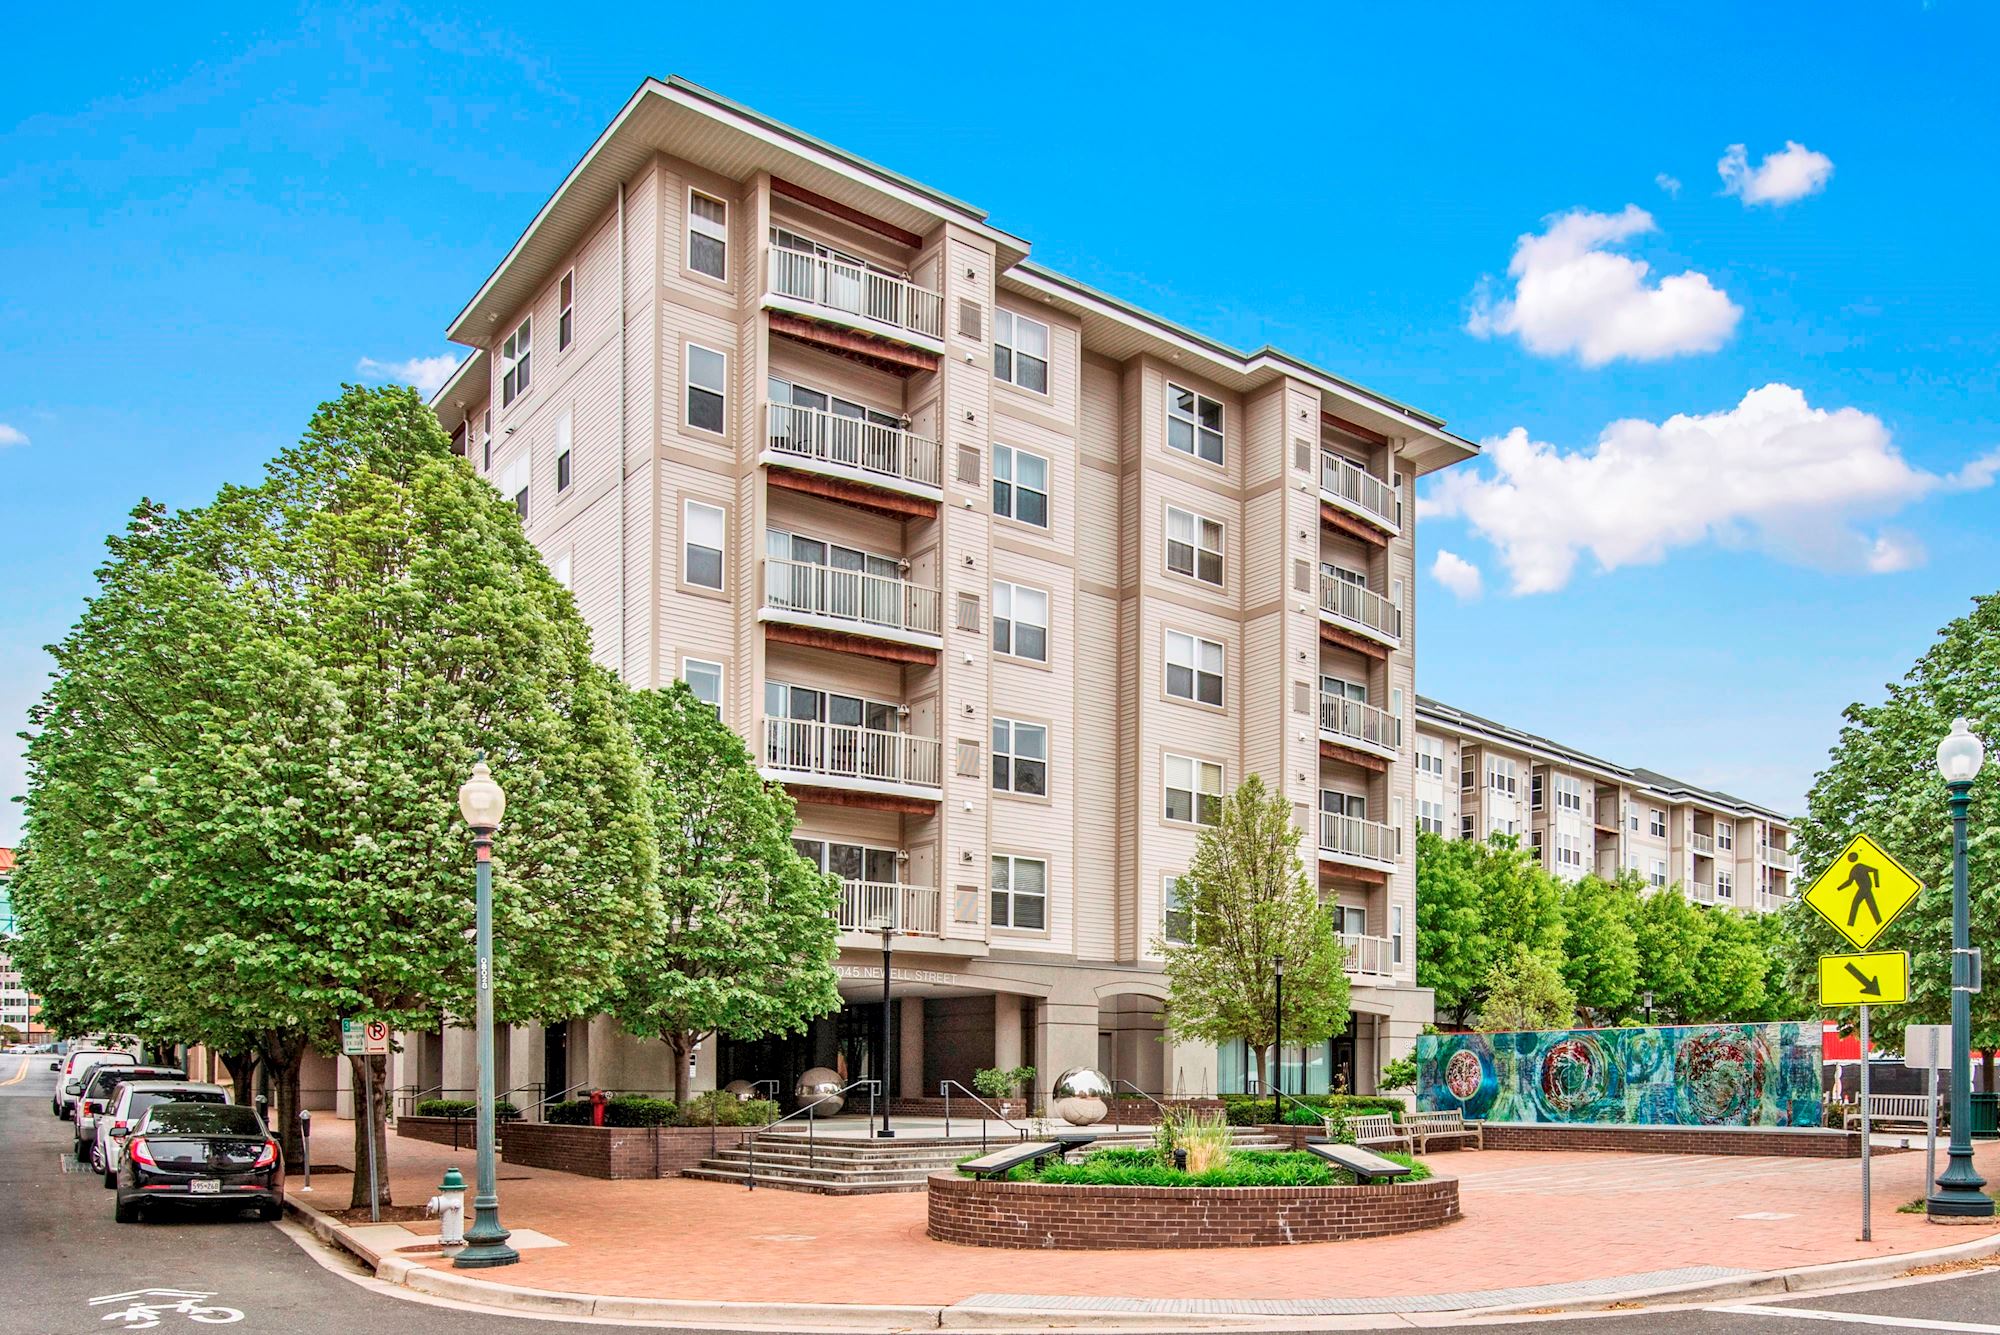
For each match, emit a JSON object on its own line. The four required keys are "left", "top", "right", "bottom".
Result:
{"left": 1408, "top": 1109, "right": 1483, "bottom": 1152}
{"left": 958, "top": 1141, "right": 1067, "bottom": 1179}
{"left": 1844, "top": 1094, "right": 1936, "bottom": 1134}
{"left": 1305, "top": 1140, "right": 1416, "bottom": 1184}
{"left": 1342, "top": 1113, "right": 1413, "bottom": 1153}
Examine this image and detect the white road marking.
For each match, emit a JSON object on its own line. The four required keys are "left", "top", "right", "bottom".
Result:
{"left": 1718, "top": 1303, "right": 2000, "bottom": 1332}
{"left": 88, "top": 1290, "right": 244, "bottom": 1328}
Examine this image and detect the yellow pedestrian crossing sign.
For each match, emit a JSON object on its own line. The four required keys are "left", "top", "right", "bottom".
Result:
{"left": 1803, "top": 833, "right": 1924, "bottom": 950}
{"left": 1819, "top": 951, "right": 1911, "bottom": 1007}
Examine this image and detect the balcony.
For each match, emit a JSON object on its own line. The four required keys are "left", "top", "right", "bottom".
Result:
{"left": 835, "top": 880, "right": 941, "bottom": 939}
{"left": 1341, "top": 932, "right": 1397, "bottom": 980}
{"left": 1690, "top": 832, "right": 1716, "bottom": 857}
{"left": 1319, "top": 693, "right": 1401, "bottom": 762}
{"left": 760, "top": 717, "right": 942, "bottom": 802}
{"left": 763, "top": 402, "right": 942, "bottom": 502}
{"left": 760, "top": 556, "right": 941, "bottom": 651}
{"left": 765, "top": 246, "right": 944, "bottom": 351}
{"left": 1318, "top": 813, "right": 1401, "bottom": 873}
{"left": 1318, "top": 575, "right": 1402, "bottom": 650}
{"left": 1319, "top": 452, "right": 1400, "bottom": 536}
{"left": 1762, "top": 845, "right": 1798, "bottom": 872}
{"left": 1691, "top": 879, "right": 1716, "bottom": 904}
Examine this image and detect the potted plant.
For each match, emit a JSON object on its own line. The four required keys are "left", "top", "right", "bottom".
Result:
{"left": 973, "top": 1065, "right": 1035, "bottom": 1120}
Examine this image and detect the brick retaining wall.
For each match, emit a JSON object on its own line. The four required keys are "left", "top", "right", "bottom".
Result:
{"left": 1478, "top": 1122, "right": 1885, "bottom": 1158}
{"left": 493, "top": 1122, "right": 753, "bottom": 1179}
{"left": 927, "top": 1171, "right": 1459, "bottom": 1249}
{"left": 394, "top": 1115, "right": 481, "bottom": 1151}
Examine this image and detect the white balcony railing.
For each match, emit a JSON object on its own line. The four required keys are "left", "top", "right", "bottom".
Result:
{"left": 761, "top": 717, "right": 942, "bottom": 792}
{"left": 761, "top": 557, "right": 941, "bottom": 641}
{"left": 1691, "top": 879, "right": 1716, "bottom": 903}
{"left": 1318, "top": 814, "right": 1401, "bottom": 868}
{"left": 1762, "top": 845, "right": 1798, "bottom": 872}
{"left": 1318, "top": 575, "right": 1402, "bottom": 648}
{"left": 1318, "top": 693, "right": 1401, "bottom": 758}
{"left": 1319, "top": 452, "right": 1399, "bottom": 533}
{"left": 767, "top": 247, "right": 944, "bottom": 343}
{"left": 836, "top": 880, "right": 941, "bottom": 939}
{"left": 764, "top": 402, "right": 942, "bottom": 493}
{"left": 1341, "top": 932, "right": 1397, "bottom": 979}
{"left": 1690, "top": 832, "right": 1716, "bottom": 857}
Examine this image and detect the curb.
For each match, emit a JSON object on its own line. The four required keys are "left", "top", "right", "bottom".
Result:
{"left": 282, "top": 1192, "right": 2000, "bottom": 1332}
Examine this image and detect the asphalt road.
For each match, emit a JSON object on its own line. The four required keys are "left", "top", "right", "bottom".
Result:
{"left": 7, "top": 1051, "right": 2000, "bottom": 1334}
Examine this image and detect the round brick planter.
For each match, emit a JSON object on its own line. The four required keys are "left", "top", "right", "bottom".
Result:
{"left": 927, "top": 1170, "right": 1460, "bottom": 1249}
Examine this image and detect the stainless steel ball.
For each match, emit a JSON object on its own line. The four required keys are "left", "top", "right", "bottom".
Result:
{"left": 1051, "top": 1066, "right": 1112, "bottom": 1126}
{"left": 722, "top": 1079, "right": 754, "bottom": 1100}
{"left": 795, "top": 1066, "right": 844, "bottom": 1117}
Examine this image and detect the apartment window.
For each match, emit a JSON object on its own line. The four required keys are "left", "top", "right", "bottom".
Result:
{"left": 1531, "top": 830, "right": 1545, "bottom": 861}
{"left": 991, "top": 855, "right": 1047, "bottom": 931}
{"left": 1556, "top": 832, "right": 1584, "bottom": 871}
{"left": 1628, "top": 809, "right": 1640, "bottom": 833}
{"left": 1530, "top": 773, "right": 1545, "bottom": 811}
{"left": 1165, "top": 506, "right": 1223, "bottom": 586}
{"left": 1461, "top": 813, "right": 1476, "bottom": 841}
{"left": 1166, "top": 384, "right": 1224, "bottom": 465}
{"left": 688, "top": 190, "right": 728, "bottom": 280}
{"left": 993, "top": 582, "right": 1048, "bottom": 662}
{"left": 991, "top": 719, "right": 1048, "bottom": 796}
{"left": 1163, "top": 875, "right": 1194, "bottom": 946}
{"left": 1718, "top": 869, "right": 1734, "bottom": 900}
{"left": 681, "top": 658, "right": 723, "bottom": 707}
{"left": 1555, "top": 775, "right": 1585, "bottom": 814}
{"left": 1649, "top": 809, "right": 1666, "bottom": 838}
{"left": 1164, "top": 630, "right": 1223, "bottom": 707}
{"left": 1718, "top": 823, "right": 1734, "bottom": 851}
{"left": 993, "top": 308, "right": 1049, "bottom": 393}
{"left": 1650, "top": 859, "right": 1668, "bottom": 889}
{"left": 686, "top": 344, "right": 727, "bottom": 434}
{"left": 558, "top": 270, "right": 575, "bottom": 351}
{"left": 1416, "top": 735, "right": 1446, "bottom": 778}
{"left": 555, "top": 409, "right": 573, "bottom": 492}
{"left": 498, "top": 454, "right": 529, "bottom": 522}
{"left": 1418, "top": 799, "right": 1445, "bottom": 835}
{"left": 501, "top": 318, "right": 532, "bottom": 406}
{"left": 992, "top": 444, "right": 1049, "bottom": 528}
{"left": 1163, "top": 754, "right": 1223, "bottom": 825}
{"left": 481, "top": 411, "right": 492, "bottom": 470}
{"left": 550, "top": 550, "right": 572, "bottom": 589}
{"left": 1391, "top": 905, "right": 1405, "bottom": 965}
{"left": 796, "top": 839, "right": 899, "bottom": 888}
{"left": 557, "top": 449, "right": 572, "bottom": 492}
{"left": 1489, "top": 815, "right": 1518, "bottom": 839}
{"left": 1485, "top": 756, "right": 1518, "bottom": 797}
{"left": 683, "top": 499, "right": 725, "bottom": 590}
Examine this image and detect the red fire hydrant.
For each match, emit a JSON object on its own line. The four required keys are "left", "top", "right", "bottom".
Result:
{"left": 590, "top": 1089, "right": 608, "bottom": 1127}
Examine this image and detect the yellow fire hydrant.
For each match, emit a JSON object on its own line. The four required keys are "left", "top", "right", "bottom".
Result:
{"left": 427, "top": 1166, "right": 467, "bottom": 1246}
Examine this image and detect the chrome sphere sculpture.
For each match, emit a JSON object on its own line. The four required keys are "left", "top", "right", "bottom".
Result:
{"left": 722, "top": 1079, "right": 754, "bottom": 1101}
{"left": 795, "top": 1067, "right": 845, "bottom": 1117}
{"left": 1051, "top": 1066, "right": 1112, "bottom": 1126}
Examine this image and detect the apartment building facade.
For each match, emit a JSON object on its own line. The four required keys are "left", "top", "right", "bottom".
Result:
{"left": 410, "top": 78, "right": 1476, "bottom": 1110}
{"left": 1414, "top": 699, "right": 1797, "bottom": 912}
{"left": 0, "top": 846, "right": 46, "bottom": 1044}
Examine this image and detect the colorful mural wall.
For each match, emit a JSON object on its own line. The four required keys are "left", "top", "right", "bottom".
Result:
{"left": 1416, "top": 1023, "right": 1823, "bottom": 1127}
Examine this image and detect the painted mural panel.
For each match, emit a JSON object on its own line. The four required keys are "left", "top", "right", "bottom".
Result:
{"left": 1415, "top": 1022, "right": 1822, "bottom": 1128}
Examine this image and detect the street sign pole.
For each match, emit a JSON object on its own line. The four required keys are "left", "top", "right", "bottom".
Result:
{"left": 362, "top": 1057, "right": 380, "bottom": 1223}
{"left": 1927, "top": 1047, "right": 1940, "bottom": 1205}
{"left": 1859, "top": 1004, "right": 1872, "bottom": 1242}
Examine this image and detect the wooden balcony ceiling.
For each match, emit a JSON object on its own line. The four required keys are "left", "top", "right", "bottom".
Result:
{"left": 763, "top": 619, "right": 939, "bottom": 665}
{"left": 769, "top": 312, "right": 940, "bottom": 377}
{"left": 1320, "top": 500, "right": 1391, "bottom": 548}
{"left": 1319, "top": 738, "right": 1390, "bottom": 772}
{"left": 1319, "top": 620, "right": 1392, "bottom": 661}
{"left": 766, "top": 463, "right": 938, "bottom": 520}
{"left": 1318, "top": 862, "right": 1391, "bottom": 888}
{"left": 785, "top": 781, "right": 937, "bottom": 817}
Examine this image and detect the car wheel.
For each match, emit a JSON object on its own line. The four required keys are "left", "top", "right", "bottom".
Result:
{"left": 103, "top": 1164, "right": 117, "bottom": 1188}
{"left": 114, "top": 1197, "right": 142, "bottom": 1224}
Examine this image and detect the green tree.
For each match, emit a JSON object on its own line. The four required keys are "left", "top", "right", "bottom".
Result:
{"left": 1685, "top": 907, "right": 1768, "bottom": 1021}
{"left": 1632, "top": 887, "right": 1706, "bottom": 1022}
{"left": 1414, "top": 831, "right": 1564, "bottom": 1026}
{"left": 1476, "top": 945, "right": 1577, "bottom": 1032}
{"left": 1158, "top": 775, "right": 1351, "bottom": 1093}
{"left": 1558, "top": 873, "right": 1640, "bottom": 1025}
{"left": 609, "top": 682, "right": 841, "bottom": 1104}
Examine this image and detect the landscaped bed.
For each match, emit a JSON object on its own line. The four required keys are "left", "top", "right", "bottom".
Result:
{"left": 1011, "top": 1146, "right": 1432, "bottom": 1188}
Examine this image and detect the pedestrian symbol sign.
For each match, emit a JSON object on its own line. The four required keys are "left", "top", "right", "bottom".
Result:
{"left": 1803, "top": 833, "right": 1924, "bottom": 950}
{"left": 1819, "top": 950, "right": 1911, "bottom": 1007}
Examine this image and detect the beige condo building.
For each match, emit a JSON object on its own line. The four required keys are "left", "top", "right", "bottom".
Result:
{"left": 1413, "top": 698, "right": 1798, "bottom": 912}
{"left": 410, "top": 77, "right": 1477, "bottom": 1115}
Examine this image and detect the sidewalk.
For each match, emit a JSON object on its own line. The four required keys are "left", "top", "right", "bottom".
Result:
{"left": 298, "top": 1115, "right": 2000, "bottom": 1319}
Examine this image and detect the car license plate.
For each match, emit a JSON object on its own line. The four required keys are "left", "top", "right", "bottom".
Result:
{"left": 190, "top": 1179, "right": 221, "bottom": 1195}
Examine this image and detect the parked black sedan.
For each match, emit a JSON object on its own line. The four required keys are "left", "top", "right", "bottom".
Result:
{"left": 112, "top": 1102, "right": 284, "bottom": 1224}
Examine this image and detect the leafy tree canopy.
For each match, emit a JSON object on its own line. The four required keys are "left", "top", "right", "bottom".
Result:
{"left": 1477, "top": 944, "right": 1577, "bottom": 1032}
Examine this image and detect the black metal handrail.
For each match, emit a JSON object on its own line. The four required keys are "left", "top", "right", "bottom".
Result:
{"left": 938, "top": 1080, "right": 1030, "bottom": 1155}
{"left": 744, "top": 1078, "right": 879, "bottom": 1191}
{"left": 1108, "top": 1078, "right": 1171, "bottom": 1131}
{"left": 1244, "top": 1074, "right": 1326, "bottom": 1131}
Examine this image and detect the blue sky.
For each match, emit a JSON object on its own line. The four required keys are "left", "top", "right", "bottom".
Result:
{"left": 3, "top": 2, "right": 1997, "bottom": 841}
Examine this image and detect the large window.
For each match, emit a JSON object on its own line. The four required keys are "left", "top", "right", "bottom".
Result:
{"left": 1416, "top": 735, "right": 1447, "bottom": 778}
{"left": 1418, "top": 799, "right": 1446, "bottom": 835}
{"left": 1164, "top": 754, "right": 1223, "bottom": 825}
{"left": 1166, "top": 506, "right": 1223, "bottom": 586}
{"left": 1554, "top": 774, "right": 1585, "bottom": 813}
{"left": 993, "top": 308, "right": 1049, "bottom": 393}
{"left": 1649, "top": 808, "right": 1667, "bottom": 838}
{"left": 683, "top": 499, "right": 725, "bottom": 590}
{"left": 681, "top": 658, "right": 723, "bottom": 707}
{"left": 1485, "top": 756, "right": 1518, "bottom": 797}
{"left": 795, "top": 838, "right": 899, "bottom": 886}
{"left": 993, "top": 581, "right": 1048, "bottom": 662}
{"left": 688, "top": 190, "right": 728, "bottom": 280}
{"left": 1166, "top": 383, "right": 1223, "bottom": 465}
{"left": 991, "top": 855, "right": 1047, "bottom": 931}
{"left": 992, "top": 444, "right": 1049, "bottom": 528}
{"left": 1164, "top": 630, "right": 1223, "bottom": 707}
{"left": 501, "top": 318, "right": 532, "bottom": 406}
{"left": 991, "top": 719, "right": 1048, "bottom": 796}
{"left": 686, "top": 344, "right": 727, "bottom": 434}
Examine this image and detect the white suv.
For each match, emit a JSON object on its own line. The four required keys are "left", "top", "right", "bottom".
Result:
{"left": 52, "top": 1049, "right": 134, "bottom": 1119}
{"left": 96, "top": 1081, "right": 229, "bottom": 1184}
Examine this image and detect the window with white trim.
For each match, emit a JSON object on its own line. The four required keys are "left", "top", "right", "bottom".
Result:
{"left": 1649, "top": 808, "right": 1666, "bottom": 838}
{"left": 993, "top": 582, "right": 1048, "bottom": 662}
{"left": 1164, "top": 630, "right": 1223, "bottom": 707}
{"left": 683, "top": 499, "right": 725, "bottom": 590}
{"left": 498, "top": 453, "right": 529, "bottom": 521}
{"left": 501, "top": 318, "right": 531, "bottom": 406}
{"left": 1415, "top": 734, "right": 1446, "bottom": 778}
{"left": 1717, "top": 869, "right": 1734, "bottom": 900}
{"left": 1485, "top": 756, "right": 1518, "bottom": 797}
{"left": 688, "top": 190, "right": 727, "bottom": 280}
{"left": 993, "top": 308, "right": 1049, "bottom": 393}
{"left": 1531, "top": 772, "right": 1545, "bottom": 811}
{"left": 1163, "top": 875, "right": 1194, "bottom": 945}
{"left": 686, "top": 344, "right": 726, "bottom": 434}
{"left": 1649, "top": 858, "right": 1668, "bottom": 888}
{"left": 992, "top": 444, "right": 1049, "bottom": 528}
{"left": 1164, "top": 754, "right": 1223, "bottom": 825}
{"left": 1418, "top": 799, "right": 1445, "bottom": 835}
{"left": 1165, "top": 506, "right": 1223, "bottom": 586}
{"left": 681, "top": 658, "right": 722, "bottom": 707}
{"left": 1555, "top": 831, "right": 1585, "bottom": 871}
{"left": 1554, "top": 774, "right": 1585, "bottom": 813}
{"left": 1392, "top": 904, "right": 1405, "bottom": 965}
{"left": 555, "top": 409, "right": 573, "bottom": 493}
{"left": 558, "top": 270, "right": 575, "bottom": 350}
{"left": 991, "top": 854, "right": 1047, "bottom": 931}
{"left": 1166, "top": 383, "right": 1223, "bottom": 465}
{"left": 991, "top": 719, "right": 1048, "bottom": 796}
{"left": 1718, "top": 822, "right": 1734, "bottom": 851}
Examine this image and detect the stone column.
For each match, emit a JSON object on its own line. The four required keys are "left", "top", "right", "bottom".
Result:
{"left": 899, "top": 996, "right": 926, "bottom": 1100}
{"left": 993, "top": 994, "right": 1023, "bottom": 1070}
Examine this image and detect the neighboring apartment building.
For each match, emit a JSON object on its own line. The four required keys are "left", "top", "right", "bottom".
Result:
{"left": 410, "top": 77, "right": 1476, "bottom": 1109}
{"left": 0, "top": 846, "right": 47, "bottom": 1044}
{"left": 1413, "top": 699, "right": 1797, "bottom": 911}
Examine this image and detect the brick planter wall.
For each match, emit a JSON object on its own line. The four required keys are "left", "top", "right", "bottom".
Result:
{"left": 496, "top": 1122, "right": 754, "bottom": 1179}
{"left": 1478, "top": 1122, "right": 1890, "bottom": 1158}
{"left": 394, "top": 1115, "right": 482, "bottom": 1150}
{"left": 889, "top": 1096, "right": 1225, "bottom": 1126}
{"left": 927, "top": 1171, "right": 1459, "bottom": 1249}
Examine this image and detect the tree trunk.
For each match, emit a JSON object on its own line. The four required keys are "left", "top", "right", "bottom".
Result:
{"left": 218, "top": 1051, "right": 260, "bottom": 1107}
{"left": 1253, "top": 1042, "right": 1271, "bottom": 1100}
{"left": 347, "top": 1053, "right": 392, "bottom": 1210}
{"left": 258, "top": 1032, "right": 306, "bottom": 1171}
{"left": 670, "top": 1035, "right": 692, "bottom": 1106}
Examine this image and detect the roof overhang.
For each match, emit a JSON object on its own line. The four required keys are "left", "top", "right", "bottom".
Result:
{"left": 428, "top": 348, "right": 489, "bottom": 431}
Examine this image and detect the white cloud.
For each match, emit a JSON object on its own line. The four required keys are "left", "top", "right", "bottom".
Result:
{"left": 356, "top": 353, "right": 463, "bottom": 397}
{"left": 1425, "top": 384, "right": 1992, "bottom": 594}
{"left": 1654, "top": 172, "right": 1682, "bottom": 198}
{"left": 1466, "top": 206, "right": 1741, "bottom": 366}
{"left": 1718, "top": 141, "right": 1834, "bottom": 206}
{"left": 1431, "top": 550, "right": 1484, "bottom": 600}
{"left": 0, "top": 423, "right": 26, "bottom": 447}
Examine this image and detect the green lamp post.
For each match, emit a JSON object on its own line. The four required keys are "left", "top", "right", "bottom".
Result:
{"left": 1928, "top": 718, "right": 1992, "bottom": 1220}
{"left": 455, "top": 757, "right": 520, "bottom": 1267}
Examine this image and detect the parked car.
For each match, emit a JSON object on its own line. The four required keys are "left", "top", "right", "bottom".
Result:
{"left": 52, "top": 1049, "right": 135, "bottom": 1119}
{"left": 113, "top": 1102, "right": 284, "bottom": 1224}
{"left": 72, "top": 1066, "right": 185, "bottom": 1159}
{"left": 96, "top": 1081, "right": 229, "bottom": 1184}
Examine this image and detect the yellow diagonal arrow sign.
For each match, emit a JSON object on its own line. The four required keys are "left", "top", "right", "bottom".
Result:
{"left": 1819, "top": 950, "right": 1910, "bottom": 1007}
{"left": 1803, "top": 833, "right": 1925, "bottom": 950}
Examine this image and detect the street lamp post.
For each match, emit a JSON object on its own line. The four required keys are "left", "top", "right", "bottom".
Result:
{"left": 1643, "top": 991, "right": 1655, "bottom": 1025}
{"left": 1273, "top": 954, "right": 1285, "bottom": 1123}
{"left": 869, "top": 912, "right": 895, "bottom": 1139}
{"left": 1929, "top": 718, "right": 1991, "bottom": 1220}
{"left": 455, "top": 758, "right": 519, "bottom": 1268}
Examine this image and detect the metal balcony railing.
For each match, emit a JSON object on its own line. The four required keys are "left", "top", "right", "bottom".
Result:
{"left": 764, "top": 402, "right": 941, "bottom": 492}
{"left": 1762, "top": 845, "right": 1798, "bottom": 871}
{"left": 761, "top": 717, "right": 941, "bottom": 791}
{"left": 767, "top": 246, "right": 943, "bottom": 343}
{"left": 1341, "top": 932, "right": 1397, "bottom": 978}
{"left": 1319, "top": 451, "right": 1399, "bottom": 533}
{"left": 1317, "top": 575, "right": 1402, "bottom": 647}
{"left": 1690, "top": 832, "right": 1716, "bottom": 856}
{"left": 761, "top": 557, "right": 941, "bottom": 640}
{"left": 1691, "top": 879, "right": 1716, "bottom": 903}
{"left": 835, "top": 880, "right": 941, "bottom": 939}
{"left": 1318, "top": 693, "right": 1401, "bottom": 757}
{"left": 1318, "top": 813, "right": 1401, "bottom": 867}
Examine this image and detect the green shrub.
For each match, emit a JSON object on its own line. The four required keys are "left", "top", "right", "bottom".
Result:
{"left": 602, "top": 1096, "right": 677, "bottom": 1127}
{"left": 972, "top": 1065, "right": 1035, "bottom": 1100}
{"left": 1221, "top": 1094, "right": 1405, "bottom": 1126}
{"left": 993, "top": 1147, "right": 1431, "bottom": 1188}
{"left": 673, "top": 1089, "right": 779, "bottom": 1127}
{"left": 1282, "top": 1105, "right": 1325, "bottom": 1126}
{"left": 414, "top": 1098, "right": 518, "bottom": 1120}
{"left": 1378, "top": 1057, "right": 1417, "bottom": 1092}
{"left": 544, "top": 1099, "right": 591, "bottom": 1125}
